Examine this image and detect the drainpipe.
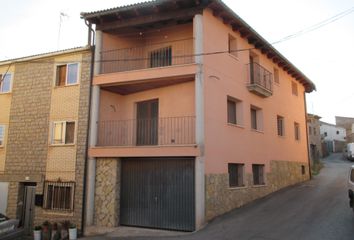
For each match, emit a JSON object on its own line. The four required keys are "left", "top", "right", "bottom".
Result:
{"left": 81, "top": 20, "right": 96, "bottom": 235}
{"left": 85, "top": 28, "right": 102, "bottom": 228}
{"left": 304, "top": 92, "right": 312, "bottom": 180}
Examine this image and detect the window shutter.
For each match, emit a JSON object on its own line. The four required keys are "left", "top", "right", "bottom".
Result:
{"left": 65, "top": 122, "right": 75, "bottom": 144}
{"left": 57, "top": 65, "right": 67, "bottom": 86}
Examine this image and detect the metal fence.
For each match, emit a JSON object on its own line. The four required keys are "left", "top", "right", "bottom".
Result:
{"left": 100, "top": 38, "right": 194, "bottom": 74}
{"left": 247, "top": 62, "right": 273, "bottom": 92}
{"left": 97, "top": 116, "right": 196, "bottom": 146}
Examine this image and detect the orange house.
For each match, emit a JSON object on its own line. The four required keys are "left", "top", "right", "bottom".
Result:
{"left": 82, "top": 0, "right": 315, "bottom": 232}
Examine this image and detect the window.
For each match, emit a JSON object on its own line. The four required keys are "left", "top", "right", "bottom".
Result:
{"left": 301, "top": 165, "right": 306, "bottom": 175}
{"left": 228, "top": 163, "right": 244, "bottom": 187}
{"left": 252, "top": 164, "right": 265, "bottom": 185}
{"left": 294, "top": 122, "right": 300, "bottom": 140}
{"left": 250, "top": 106, "right": 262, "bottom": 131}
{"left": 351, "top": 169, "right": 354, "bottom": 183}
{"left": 0, "top": 125, "right": 4, "bottom": 146}
{"left": 336, "top": 130, "right": 339, "bottom": 135}
{"left": 308, "top": 126, "right": 312, "bottom": 135}
{"left": 324, "top": 132, "right": 327, "bottom": 137}
{"left": 228, "top": 34, "right": 238, "bottom": 57}
{"left": 277, "top": 116, "right": 285, "bottom": 136}
{"left": 149, "top": 46, "right": 172, "bottom": 68}
{"left": 227, "top": 96, "right": 242, "bottom": 125}
{"left": 0, "top": 73, "right": 12, "bottom": 93}
{"left": 43, "top": 181, "right": 75, "bottom": 211}
{"left": 291, "top": 82, "right": 298, "bottom": 96}
{"left": 274, "top": 68, "right": 279, "bottom": 84}
{"left": 55, "top": 63, "right": 79, "bottom": 86}
{"left": 52, "top": 121, "right": 75, "bottom": 145}
{"left": 313, "top": 128, "right": 317, "bottom": 135}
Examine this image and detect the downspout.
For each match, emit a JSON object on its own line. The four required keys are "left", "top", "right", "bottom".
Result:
{"left": 81, "top": 20, "right": 95, "bottom": 236}
{"left": 304, "top": 92, "right": 312, "bottom": 180}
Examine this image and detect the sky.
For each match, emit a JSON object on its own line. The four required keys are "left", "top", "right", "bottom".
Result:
{"left": 1, "top": 0, "right": 354, "bottom": 124}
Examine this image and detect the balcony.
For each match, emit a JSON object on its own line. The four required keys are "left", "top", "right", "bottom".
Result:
{"left": 100, "top": 39, "right": 194, "bottom": 74}
{"left": 247, "top": 62, "right": 273, "bottom": 97}
{"left": 97, "top": 116, "right": 195, "bottom": 147}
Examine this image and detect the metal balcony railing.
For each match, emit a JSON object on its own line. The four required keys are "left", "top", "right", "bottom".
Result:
{"left": 247, "top": 62, "right": 273, "bottom": 93}
{"left": 97, "top": 116, "right": 196, "bottom": 147}
{"left": 100, "top": 39, "right": 194, "bottom": 74}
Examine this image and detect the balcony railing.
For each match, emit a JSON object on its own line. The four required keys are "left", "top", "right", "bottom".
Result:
{"left": 97, "top": 116, "right": 195, "bottom": 147}
{"left": 100, "top": 38, "right": 194, "bottom": 74}
{"left": 247, "top": 62, "right": 273, "bottom": 97}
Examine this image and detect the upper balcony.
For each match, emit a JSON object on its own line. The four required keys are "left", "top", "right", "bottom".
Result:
{"left": 247, "top": 62, "right": 273, "bottom": 97}
{"left": 100, "top": 38, "right": 194, "bottom": 74}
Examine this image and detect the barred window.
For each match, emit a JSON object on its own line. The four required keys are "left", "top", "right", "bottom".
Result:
{"left": 294, "top": 122, "right": 300, "bottom": 140}
{"left": 228, "top": 163, "right": 244, "bottom": 187}
{"left": 149, "top": 46, "right": 172, "bottom": 68}
{"left": 43, "top": 181, "right": 75, "bottom": 211}
{"left": 252, "top": 164, "right": 265, "bottom": 185}
{"left": 277, "top": 115, "right": 285, "bottom": 136}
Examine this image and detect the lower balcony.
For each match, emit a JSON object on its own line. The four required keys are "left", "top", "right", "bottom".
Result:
{"left": 90, "top": 116, "right": 200, "bottom": 158}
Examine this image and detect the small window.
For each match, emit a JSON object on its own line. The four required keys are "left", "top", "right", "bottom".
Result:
{"left": 52, "top": 121, "right": 75, "bottom": 145}
{"left": 277, "top": 115, "right": 285, "bottom": 136}
{"left": 252, "top": 164, "right": 265, "bottom": 185}
{"left": 336, "top": 130, "right": 339, "bottom": 135}
{"left": 301, "top": 165, "right": 306, "bottom": 175}
{"left": 0, "top": 125, "right": 4, "bottom": 146}
{"left": 0, "top": 73, "right": 12, "bottom": 93}
{"left": 313, "top": 128, "right": 317, "bottom": 135}
{"left": 43, "top": 181, "right": 75, "bottom": 211}
{"left": 294, "top": 122, "right": 300, "bottom": 140}
{"left": 228, "top": 163, "right": 244, "bottom": 187}
{"left": 227, "top": 96, "right": 242, "bottom": 125}
{"left": 56, "top": 63, "right": 79, "bottom": 86}
{"left": 274, "top": 68, "right": 279, "bottom": 84}
{"left": 308, "top": 126, "right": 312, "bottom": 135}
{"left": 292, "top": 82, "right": 298, "bottom": 96}
{"left": 228, "top": 34, "right": 238, "bottom": 57}
{"left": 324, "top": 132, "right": 327, "bottom": 137}
{"left": 149, "top": 46, "right": 172, "bottom": 68}
{"left": 250, "top": 106, "right": 262, "bottom": 131}
{"left": 351, "top": 169, "right": 354, "bottom": 182}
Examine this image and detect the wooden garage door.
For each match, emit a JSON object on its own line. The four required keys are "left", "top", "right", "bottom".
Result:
{"left": 120, "top": 157, "right": 195, "bottom": 231}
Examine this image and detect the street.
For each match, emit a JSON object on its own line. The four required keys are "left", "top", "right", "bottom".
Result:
{"left": 85, "top": 153, "right": 354, "bottom": 240}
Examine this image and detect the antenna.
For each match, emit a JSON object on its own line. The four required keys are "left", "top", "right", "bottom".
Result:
{"left": 57, "top": 12, "right": 69, "bottom": 50}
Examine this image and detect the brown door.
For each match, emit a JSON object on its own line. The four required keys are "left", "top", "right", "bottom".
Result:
{"left": 136, "top": 99, "right": 158, "bottom": 145}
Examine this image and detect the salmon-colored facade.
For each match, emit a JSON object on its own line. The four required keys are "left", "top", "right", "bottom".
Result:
{"left": 82, "top": 0, "right": 315, "bottom": 233}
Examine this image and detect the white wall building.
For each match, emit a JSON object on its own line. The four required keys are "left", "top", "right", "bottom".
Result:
{"left": 320, "top": 121, "right": 346, "bottom": 152}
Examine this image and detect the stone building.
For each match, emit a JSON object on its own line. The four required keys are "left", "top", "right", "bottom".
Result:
{"left": 307, "top": 114, "right": 322, "bottom": 163}
{"left": 336, "top": 116, "right": 354, "bottom": 143}
{"left": 82, "top": 0, "right": 315, "bottom": 232}
{"left": 0, "top": 47, "right": 91, "bottom": 235}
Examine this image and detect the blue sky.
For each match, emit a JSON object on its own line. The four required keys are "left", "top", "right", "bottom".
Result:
{"left": 1, "top": 0, "right": 354, "bottom": 123}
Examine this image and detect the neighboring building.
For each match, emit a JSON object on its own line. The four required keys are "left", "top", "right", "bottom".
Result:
{"left": 320, "top": 121, "right": 346, "bottom": 153}
{"left": 0, "top": 47, "right": 91, "bottom": 235}
{"left": 82, "top": 0, "right": 315, "bottom": 232}
{"left": 336, "top": 116, "right": 354, "bottom": 143}
{"left": 307, "top": 113, "right": 322, "bottom": 162}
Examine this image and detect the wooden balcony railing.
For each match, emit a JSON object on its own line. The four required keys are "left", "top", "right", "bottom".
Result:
{"left": 100, "top": 39, "right": 194, "bottom": 74}
{"left": 97, "top": 116, "right": 196, "bottom": 147}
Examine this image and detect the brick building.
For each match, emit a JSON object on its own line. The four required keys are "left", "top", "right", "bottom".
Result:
{"left": 0, "top": 47, "right": 91, "bottom": 235}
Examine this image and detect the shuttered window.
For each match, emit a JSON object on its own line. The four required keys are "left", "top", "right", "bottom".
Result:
{"left": 252, "top": 164, "right": 265, "bottom": 185}
{"left": 228, "top": 163, "right": 244, "bottom": 187}
{"left": 277, "top": 116, "right": 285, "bottom": 136}
{"left": 56, "top": 63, "right": 79, "bottom": 86}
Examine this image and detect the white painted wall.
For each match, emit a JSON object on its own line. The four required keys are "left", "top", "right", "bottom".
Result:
{"left": 0, "top": 182, "right": 9, "bottom": 214}
{"left": 320, "top": 123, "right": 346, "bottom": 142}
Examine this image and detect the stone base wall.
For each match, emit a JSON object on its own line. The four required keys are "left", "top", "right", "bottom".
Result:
{"left": 94, "top": 158, "right": 121, "bottom": 227}
{"left": 206, "top": 160, "right": 309, "bottom": 221}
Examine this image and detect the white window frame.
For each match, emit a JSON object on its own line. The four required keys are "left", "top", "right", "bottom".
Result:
{"left": 0, "top": 73, "right": 12, "bottom": 93}
{"left": 55, "top": 62, "right": 80, "bottom": 87}
{"left": 51, "top": 121, "right": 76, "bottom": 145}
{"left": 0, "top": 125, "right": 5, "bottom": 147}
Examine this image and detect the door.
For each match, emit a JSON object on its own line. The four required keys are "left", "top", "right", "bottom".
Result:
{"left": 136, "top": 99, "right": 158, "bottom": 145}
{"left": 120, "top": 157, "right": 195, "bottom": 231}
{"left": 22, "top": 185, "right": 36, "bottom": 235}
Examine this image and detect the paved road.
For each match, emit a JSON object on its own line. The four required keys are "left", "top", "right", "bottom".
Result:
{"left": 85, "top": 153, "right": 354, "bottom": 240}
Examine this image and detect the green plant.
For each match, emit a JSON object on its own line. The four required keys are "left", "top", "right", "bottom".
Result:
{"left": 34, "top": 225, "right": 42, "bottom": 231}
